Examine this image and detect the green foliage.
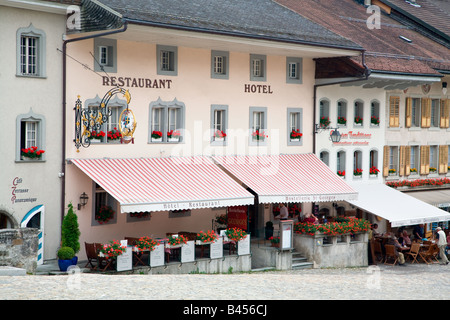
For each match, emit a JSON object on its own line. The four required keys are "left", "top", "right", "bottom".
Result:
{"left": 57, "top": 246, "right": 75, "bottom": 260}
{"left": 61, "top": 203, "right": 81, "bottom": 254}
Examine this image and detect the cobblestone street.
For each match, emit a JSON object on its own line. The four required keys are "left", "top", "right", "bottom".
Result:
{"left": 1, "top": 263, "right": 448, "bottom": 300}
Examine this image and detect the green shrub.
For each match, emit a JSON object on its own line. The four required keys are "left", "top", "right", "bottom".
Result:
{"left": 57, "top": 247, "right": 75, "bottom": 260}
{"left": 61, "top": 203, "right": 80, "bottom": 254}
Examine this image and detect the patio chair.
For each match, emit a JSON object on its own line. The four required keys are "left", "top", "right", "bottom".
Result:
{"left": 384, "top": 244, "right": 398, "bottom": 266}
{"left": 372, "top": 239, "right": 383, "bottom": 262}
{"left": 419, "top": 244, "right": 439, "bottom": 264}
{"left": 405, "top": 243, "right": 420, "bottom": 264}
{"left": 84, "top": 242, "right": 99, "bottom": 270}
{"left": 125, "top": 236, "right": 147, "bottom": 266}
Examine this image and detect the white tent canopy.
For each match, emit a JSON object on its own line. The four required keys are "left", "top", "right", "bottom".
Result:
{"left": 347, "top": 183, "right": 450, "bottom": 227}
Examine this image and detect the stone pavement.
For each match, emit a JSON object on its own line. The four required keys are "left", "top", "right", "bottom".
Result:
{"left": 0, "top": 262, "right": 448, "bottom": 300}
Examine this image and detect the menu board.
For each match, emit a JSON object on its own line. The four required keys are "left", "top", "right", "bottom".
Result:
{"left": 116, "top": 246, "right": 132, "bottom": 272}
{"left": 150, "top": 242, "right": 165, "bottom": 267}
{"left": 238, "top": 235, "right": 250, "bottom": 256}
{"left": 281, "top": 221, "right": 293, "bottom": 250}
{"left": 181, "top": 241, "right": 195, "bottom": 263}
{"left": 210, "top": 237, "right": 223, "bottom": 259}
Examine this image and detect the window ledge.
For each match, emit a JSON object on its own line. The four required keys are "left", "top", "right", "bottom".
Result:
{"left": 16, "top": 74, "right": 47, "bottom": 79}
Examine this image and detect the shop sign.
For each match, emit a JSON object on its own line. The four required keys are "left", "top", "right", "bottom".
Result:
{"left": 11, "top": 177, "right": 37, "bottom": 205}
{"left": 244, "top": 84, "right": 273, "bottom": 94}
{"left": 102, "top": 76, "right": 173, "bottom": 89}
{"left": 333, "top": 130, "right": 372, "bottom": 146}
{"left": 227, "top": 206, "right": 248, "bottom": 230}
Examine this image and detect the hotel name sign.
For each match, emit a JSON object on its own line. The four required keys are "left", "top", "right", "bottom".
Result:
{"left": 333, "top": 130, "right": 372, "bottom": 146}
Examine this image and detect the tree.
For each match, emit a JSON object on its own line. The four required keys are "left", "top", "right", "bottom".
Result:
{"left": 61, "top": 203, "right": 80, "bottom": 254}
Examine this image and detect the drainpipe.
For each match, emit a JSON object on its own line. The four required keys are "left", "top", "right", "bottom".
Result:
{"left": 61, "top": 21, "right": 128, "bottom": 223}
{"left": 312, "top": 51, "right": 371, "bottom": 154}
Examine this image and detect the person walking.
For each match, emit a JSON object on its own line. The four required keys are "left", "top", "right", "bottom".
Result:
{"left": 436, "top": 227, "right": 449, "bottom": 265}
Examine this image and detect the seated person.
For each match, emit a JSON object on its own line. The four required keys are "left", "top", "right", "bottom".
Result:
{"left": 371, "top": 223, "right": 381, "bottom": 238}
{"left": 303, "top": 212, "right": 318, "bottom": 225}
{"left": 386, "top": 234, "right": 406, "bottom": 265}
{"left": 398, "top": 230, "right": 411, "bottom": 247}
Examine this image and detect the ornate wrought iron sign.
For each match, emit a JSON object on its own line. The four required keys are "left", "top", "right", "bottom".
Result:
{"left": 74, "top": 87, "right": 137, "bottom": 152}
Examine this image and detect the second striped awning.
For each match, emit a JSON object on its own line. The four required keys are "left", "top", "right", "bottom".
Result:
{"left": 212, "top": 153, "right": 358, "bottom": 203}
{"left": 70, "top": 157, "right": 255, "bottom": 213}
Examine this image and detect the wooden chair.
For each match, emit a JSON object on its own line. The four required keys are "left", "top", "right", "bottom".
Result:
{"left": 419, "top": 244, "right": 439, "bottom": 264}
{"left": 384, "top": 244, "right": 398, "bottom": 266}
{"left": 405, "top": 243, "right": 420, "bottom": 264}
{"left": 94, "top": 243, "right": 114, "bottom": 271}
{"left": 125, "top": 237, "right": 147, "bottom": 266}
{"left": 372, "top": 239, "right": 383, "bottom": 262}
{"left": 84, "top": 242, "right": 99, "bottom": 270}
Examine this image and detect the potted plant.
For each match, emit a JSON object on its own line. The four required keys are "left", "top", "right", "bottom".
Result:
{"left": 290, "top": 129, "right": 302, "bottom": 141}
{"left": 57, "top": 246, "right": 75, "bottom": 272}
{"left": 214, "top": 130, "right": 226, "bottom": 141}
{"left": 337, "top": 117, "right": 347, "bottom": 125}
{"left": 265, "top": 221, "right": 274, "bottom": 239}
{"left": 269, "top": 236, "right": 280, "bottom": 247}
{"left": 196, "top": 230, "right": 218, "bottom": 244}
{"left": 251, "top": 130, "right": 267, "bottom": 141}
{"left": 107, "top": 127, "right": 122, "bottom": 141}
{"left": 151, "top": 130, "right": 163, "bottom": 142}
{"left": 21, "top": 146, "right": 45, "bottom": 160}
{"left": 98, "top": 240, "right": 127, "bottom": 259}
{"left": 134, "top": 236, "right": 159, "bottom": 252}
{"left": 167, "top": 130, "right": 181, "bottom": 142}
{"left": 320, "top": 116, "right": 330, "bottom": 128}
{"left": 61, "top": 203, "right": 80, "bottom": 265}
{"left": 89, "top": 130, "right": 105, "bottom": 142}
{"left": 225, "top": 228, "right": 248, "bottom": 242}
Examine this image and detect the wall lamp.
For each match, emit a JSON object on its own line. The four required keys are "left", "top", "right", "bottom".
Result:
{"left": 314, "top": 124, "right": 342, "bottom": 143}
{"left": 78, "top": 192, "right": 89, "bottom": 210}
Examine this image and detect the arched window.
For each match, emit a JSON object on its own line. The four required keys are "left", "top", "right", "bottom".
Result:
{"left": 337, "top": 150, "right": 346, "bottom": 177}
{"left": 319, "top": 99, "right": 330, "bottom": 128}
{"left": 370, "top": 149, "right": 379, "bottom": 174}
{"left": 320, "top": 150, "right": 330, "bottom": 166}
{"left": 354, "top": 100, "right": 364, "bottom": 126}
{"left": 370, "top": 100, "right": 380, "bottom": 126}
{"left": 337, "top": 99, "right": 347, "bottom": 126}
{"left": 353, "top": 150, "right": 363, "bottom": 176}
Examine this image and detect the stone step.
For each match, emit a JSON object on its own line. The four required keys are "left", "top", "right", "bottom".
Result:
{"left": 291, "top": 250, "right": 313, "bottom": 269}
{"left": 251, "top": 267, "right": 276, "bottom": 272}
{"left": 292, "top": 261, "right": 314, "bottom": 269}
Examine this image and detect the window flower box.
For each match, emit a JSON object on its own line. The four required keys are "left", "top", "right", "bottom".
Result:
{"left": 337, "top": 171, "right": 345, "bottom": 178}
{"left": 354, "top": 116, "right": 363, "bottom": 125}
{"left": 337, "top": 117, "right": 347, "bottom": 126}
{"left": 251, "top": 130, "right": 267, "bottom": 141}
{"left": 167, "top": 130, "right": 181, "bottom": 142}
{"left": 371, "top": 116, "right": 380, "bottom": 126}
{"left": 89, "top": 130, "right": 105, "bottom": 143}
{"left": 21, "top": 146, "right": 45, "bottom": 160}
{"left": 107, "top": 127, "right": 122, "bottom": 142}
{"left": 353, "top": 168, "right": 363, "bottom": 178}
{"left": 290, "top": 129, "right": 302, "bottom": 141}
{"left": 389, "top": 169, "right": 396, "bottom": 176}
{"left": 320, "top": 116, "right": 331, "bottom": 128}
{"left": 214, "top": 130, "right": 226, "bottom": 142}
{"left": 151, "top": 130, "right": 163, "bottom": 142}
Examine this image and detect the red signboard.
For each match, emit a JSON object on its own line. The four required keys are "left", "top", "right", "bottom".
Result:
{"left": 227, "top": 206, "right": 248, "bottom": 231}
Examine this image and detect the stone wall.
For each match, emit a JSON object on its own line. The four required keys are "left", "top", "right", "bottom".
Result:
{"left": 294, "top": 232, "right": 368, "bottom": 268}
{"left": 0, "top": 228, "right": 40, "bottom": 274}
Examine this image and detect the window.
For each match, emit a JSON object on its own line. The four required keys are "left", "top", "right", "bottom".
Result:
{"left": 370, "top": 100, "right": 380, "bottom": 126}
{"left": 389, "top": 146, "right": 399, "bottom": 175}
{"left": 250, "top": 54, "right": 266, "bottom": 81}
{"left": 319, "top": 99, "right": 330, "bottom": 127}
{"left": 16, "top": 109, "right": 45, "bottom": 161}
{"left": 149, "top": 99, "right": 185, "bottom": 143}
{"left": 249, "top": 107, "right": 267, "bottom": 145}
{"left": 211, "top": 51, "right": 229, "bottom": 79}
{"left": 369, "top": 150, "right": 378, "bottom": 173}
{"left": 286, "top": 57, "right": 302, "bottom": 84}
{"left": 157, "top": 45, "right": 178, "bottom": 76}
{"left": 337, "top": 151, "right": 346, "bottom": 177}
{"left": 410, "top": 146, "right": 419, "bottom": 174}
{"left": 287, "top": 108, "right": 303, "bottom": 145}
{"left": 337, "top": 100, "right": 347, "bottom": 126}
{"left": 320, "top": 151, "right": 330, "bottom": 166}
{"left": 94, "top": 38, "right": 117, "bottom": 73}
{"left": 211, "top": 105, "right": 228, "bottom": 144}
{"left": 430, "top": 145, "right": 438, "bottom": 173}
{"left": 93, "top": 183, "right": 117, "bottom": 226}
{"left": 16, "top": 24, "right": 46, "bottom": 77}
{"left": 354, "top": 100, "right": 364, "bottom": 126}
{"left": 389, "top": 96, "right": 400, "bottom": 127}
{"left": 353, "top": 150, "right": 362, "bottom": 177}
{"left": 406, "top": 97, "right": 421, "bottom": 128}
{"left": 84, "top": 95, "right": 126, "bottom": 143}
{"left": 431, "top": 99, "right": 440, "bottom": 128}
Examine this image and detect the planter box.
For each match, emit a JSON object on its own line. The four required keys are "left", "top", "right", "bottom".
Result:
{"left": 152, "top": 137, "right": 162, "bottom": 142}
{"left": 168, "top": 138, "right": 180, "bottom": 142}
{"left": 214, "top": 137, "right": 224, "bottom": 142}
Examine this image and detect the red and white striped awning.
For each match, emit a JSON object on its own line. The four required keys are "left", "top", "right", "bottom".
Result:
{"left": 70, "top": 157, "right": 254, "bottom": 213}
{"left": 212, "top": 154, "right": 358, "bottom": 203}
